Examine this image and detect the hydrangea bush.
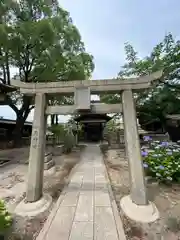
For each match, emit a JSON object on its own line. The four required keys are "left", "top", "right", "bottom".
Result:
{"left": 141, "top": 136, "right": 180, "bottom": 182}
{"left": 0, "top": 199, "right": 12, "bottom": 235}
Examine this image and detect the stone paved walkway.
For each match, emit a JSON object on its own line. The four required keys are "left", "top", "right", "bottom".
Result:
{"left": 37, "top": 144, "right": 126, "bottom": 240}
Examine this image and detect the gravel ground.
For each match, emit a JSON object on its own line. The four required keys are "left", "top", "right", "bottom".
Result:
{"left": 104, "top": 149, "right": 180, "bottom": 240}
{"left": 0, "top": 147, "right": 80, "bottom": 240}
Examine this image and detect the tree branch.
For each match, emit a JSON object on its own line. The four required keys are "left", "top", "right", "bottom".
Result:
{"left": 29, "top": 105, "right": 34, "bottom": 111}
{"left": 6, "top": 96, "right": 19, "bottom": 114}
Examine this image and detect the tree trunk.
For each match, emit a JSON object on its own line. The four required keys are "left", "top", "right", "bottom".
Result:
{"left": 12, "top": 115, "right": 26, "bottom": 147}
{"left": 55, "top": 115, "right": 58, "bottom": 125}
{"left": 51, "top": 115, "right": 55, "bottom": 125}
{"left": 5, "top": 52, "right": 10, "bottom": 85}
{"left": 2, "top": 64, "right": 6, "bottom": 84}
{"left": 12, "top": 98, "right": 32, "bottom": 147}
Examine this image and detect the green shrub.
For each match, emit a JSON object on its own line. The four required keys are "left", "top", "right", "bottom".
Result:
{"left": 64, "top": 133, "right": 76, "bottom": 153}
{"left": 49, "top": 124, "right": 76, "bottom": 153}
{"left": 0, "top": 199, "right": 12, "bottom": 234}
{"left": 50, "top": 124, "right": 65, "bottom": 136}
{"left": 141, "top": 137, "right": 180, "bottom": 182}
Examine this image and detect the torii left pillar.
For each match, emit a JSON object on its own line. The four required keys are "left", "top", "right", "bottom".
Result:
{"left": 26, "top": 93, "right": 46, "bottom": 202}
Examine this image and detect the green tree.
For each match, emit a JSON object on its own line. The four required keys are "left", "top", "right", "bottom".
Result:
{"left": 101, "top": 33, "right": 180, "bottom": 131}
{"left": 0, "top": 0, "right": 94, "bottom": 145}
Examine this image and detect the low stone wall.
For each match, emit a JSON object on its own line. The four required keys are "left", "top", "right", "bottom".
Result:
{"left": 0, "top": 136, "right": 64, "bottom": 150}
{"left": 44, "top": 145, "right": 65, "bottom": 170}
{"left": 104, "top": 130, "right": 124, "bottom": 147}
{"left": 148, "top": 133, "right": 169, "bottom": 141}
{"left": 105, "top": 130, "right": 169, "bottom": 149}
{"left": 44, "top": 152, "right": 54, "bottom": 170}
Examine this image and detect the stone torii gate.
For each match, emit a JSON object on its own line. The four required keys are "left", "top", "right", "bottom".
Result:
{"left": 12, "top": 70, "right": 162, "bottom": 222}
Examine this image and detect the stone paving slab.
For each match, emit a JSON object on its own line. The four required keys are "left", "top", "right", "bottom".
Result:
{"left": 74, "top": 192, "right": 94, "bottom": 222}
{"left": 95, "top": 192, "right": 111, "bottom": 207}
{"left": 94, "top": 207, "right": 119, "bottom": 240}
{"left": 69, "top": 222, "right": 93, "bottom": 240}
{"left": 61, "top": 191, "right": 80, "bottom": 207}
{"left": 45, "top": 206, "right": 76, "bottom": 239}
{"left": 36, "top": 144, "right": 126, "bottom": 240}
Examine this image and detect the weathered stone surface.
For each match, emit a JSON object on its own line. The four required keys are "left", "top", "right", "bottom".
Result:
{"left": 26, "top": 93, "right": 46, "bottom": 202}
{"left": 44, "top": 153, "right": 52, "bottom": 163}
{"left": 12, "top": 70, "right": 163, "bottom": 94}
{"left": 61, "top": 191, "right": 80, "bottom": 207}
{"left": 53, "top": 145, "right": 64, "bottom": 156}
{"left": 46, "top": 103, "right": 123, "bottom": 115}
{"left": 75, "top": 87, "right": 91, "bottom": 110}
{"left": 94, "top": 207, "right": 119, "bottom": 240}
{"left": 95, "top": 192, "right": 111, "bottom": 206}
{"left": 14, "top": 194, "right": 52, "bottom": 217}
{"left": 44, "top": 160, "right": 55, "bottom": 170}
{"left": 120, "top": 195, "right": 159, "bottom": 223}
{"left": 37, "top": 145, "right": 126, "bottom": 240}
{"left": 122, "top": 89, "right": 147, "bottom": 205}
{"left": 74, "top": 193, "right": 93, "bottom": 222}
{"left": 69, "top": 222, "right": 93, "bottom": 240}
{"left": 45, "top": 207, "right": 76, "bottom": 240}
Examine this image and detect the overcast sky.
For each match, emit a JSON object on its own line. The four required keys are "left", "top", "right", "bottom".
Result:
{"left": 1, "top": 0, "right": 180, "bottom": 122}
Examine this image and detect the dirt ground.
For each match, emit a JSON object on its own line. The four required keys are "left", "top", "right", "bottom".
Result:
{"left": 104, "top": 149, "right": 180, "bottom": 240}
{"left": 0, "top": 147, "right": 80, "bottom": 240}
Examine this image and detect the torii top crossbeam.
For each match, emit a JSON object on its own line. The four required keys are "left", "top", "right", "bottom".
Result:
{"left": 11, "top": 70, "right": 163, "bottom": 95}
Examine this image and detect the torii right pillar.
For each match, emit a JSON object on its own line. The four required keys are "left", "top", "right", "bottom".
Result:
{"left": 120, "top": 89, "right": 159, "bottom": 223}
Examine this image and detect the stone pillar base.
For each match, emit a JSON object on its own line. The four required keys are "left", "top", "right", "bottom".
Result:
{"left": 120, "top": 195, "right": 159, "bottom": 223}
{"left": 14, "top": 194, "right": 52, "bottom": 217}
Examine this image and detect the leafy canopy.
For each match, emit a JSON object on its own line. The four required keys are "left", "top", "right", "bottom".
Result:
{"left": 0, "top": 0, "right": 94, "bottom": 143}
{"left": 1, "top": 0, "right": 94, "bottom": 84}
{"left": 0, "top": 0, "right": 94, "bottom": 104}
{"left": 101, "top": 33, "right": 180, "bottom": 128}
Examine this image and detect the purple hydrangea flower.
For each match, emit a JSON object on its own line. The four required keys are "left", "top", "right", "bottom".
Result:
{"left": 143, "top": 136, "right": 152, "bottom": 142}
{"left": 160, "top": 142, "right": 169, "bottom": 147}
{"left": 159, "top": 165, "right": 165, "bottom": 170}
{"left": 141, "top": 151, "right": 148, "bottom": 157}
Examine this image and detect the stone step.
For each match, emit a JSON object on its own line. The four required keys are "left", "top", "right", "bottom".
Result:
{"left": 44, "top": 159, "right": 55, "bottom": 170}
{"left": 44, "top": 153, "right": 53, "bottom": 163}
